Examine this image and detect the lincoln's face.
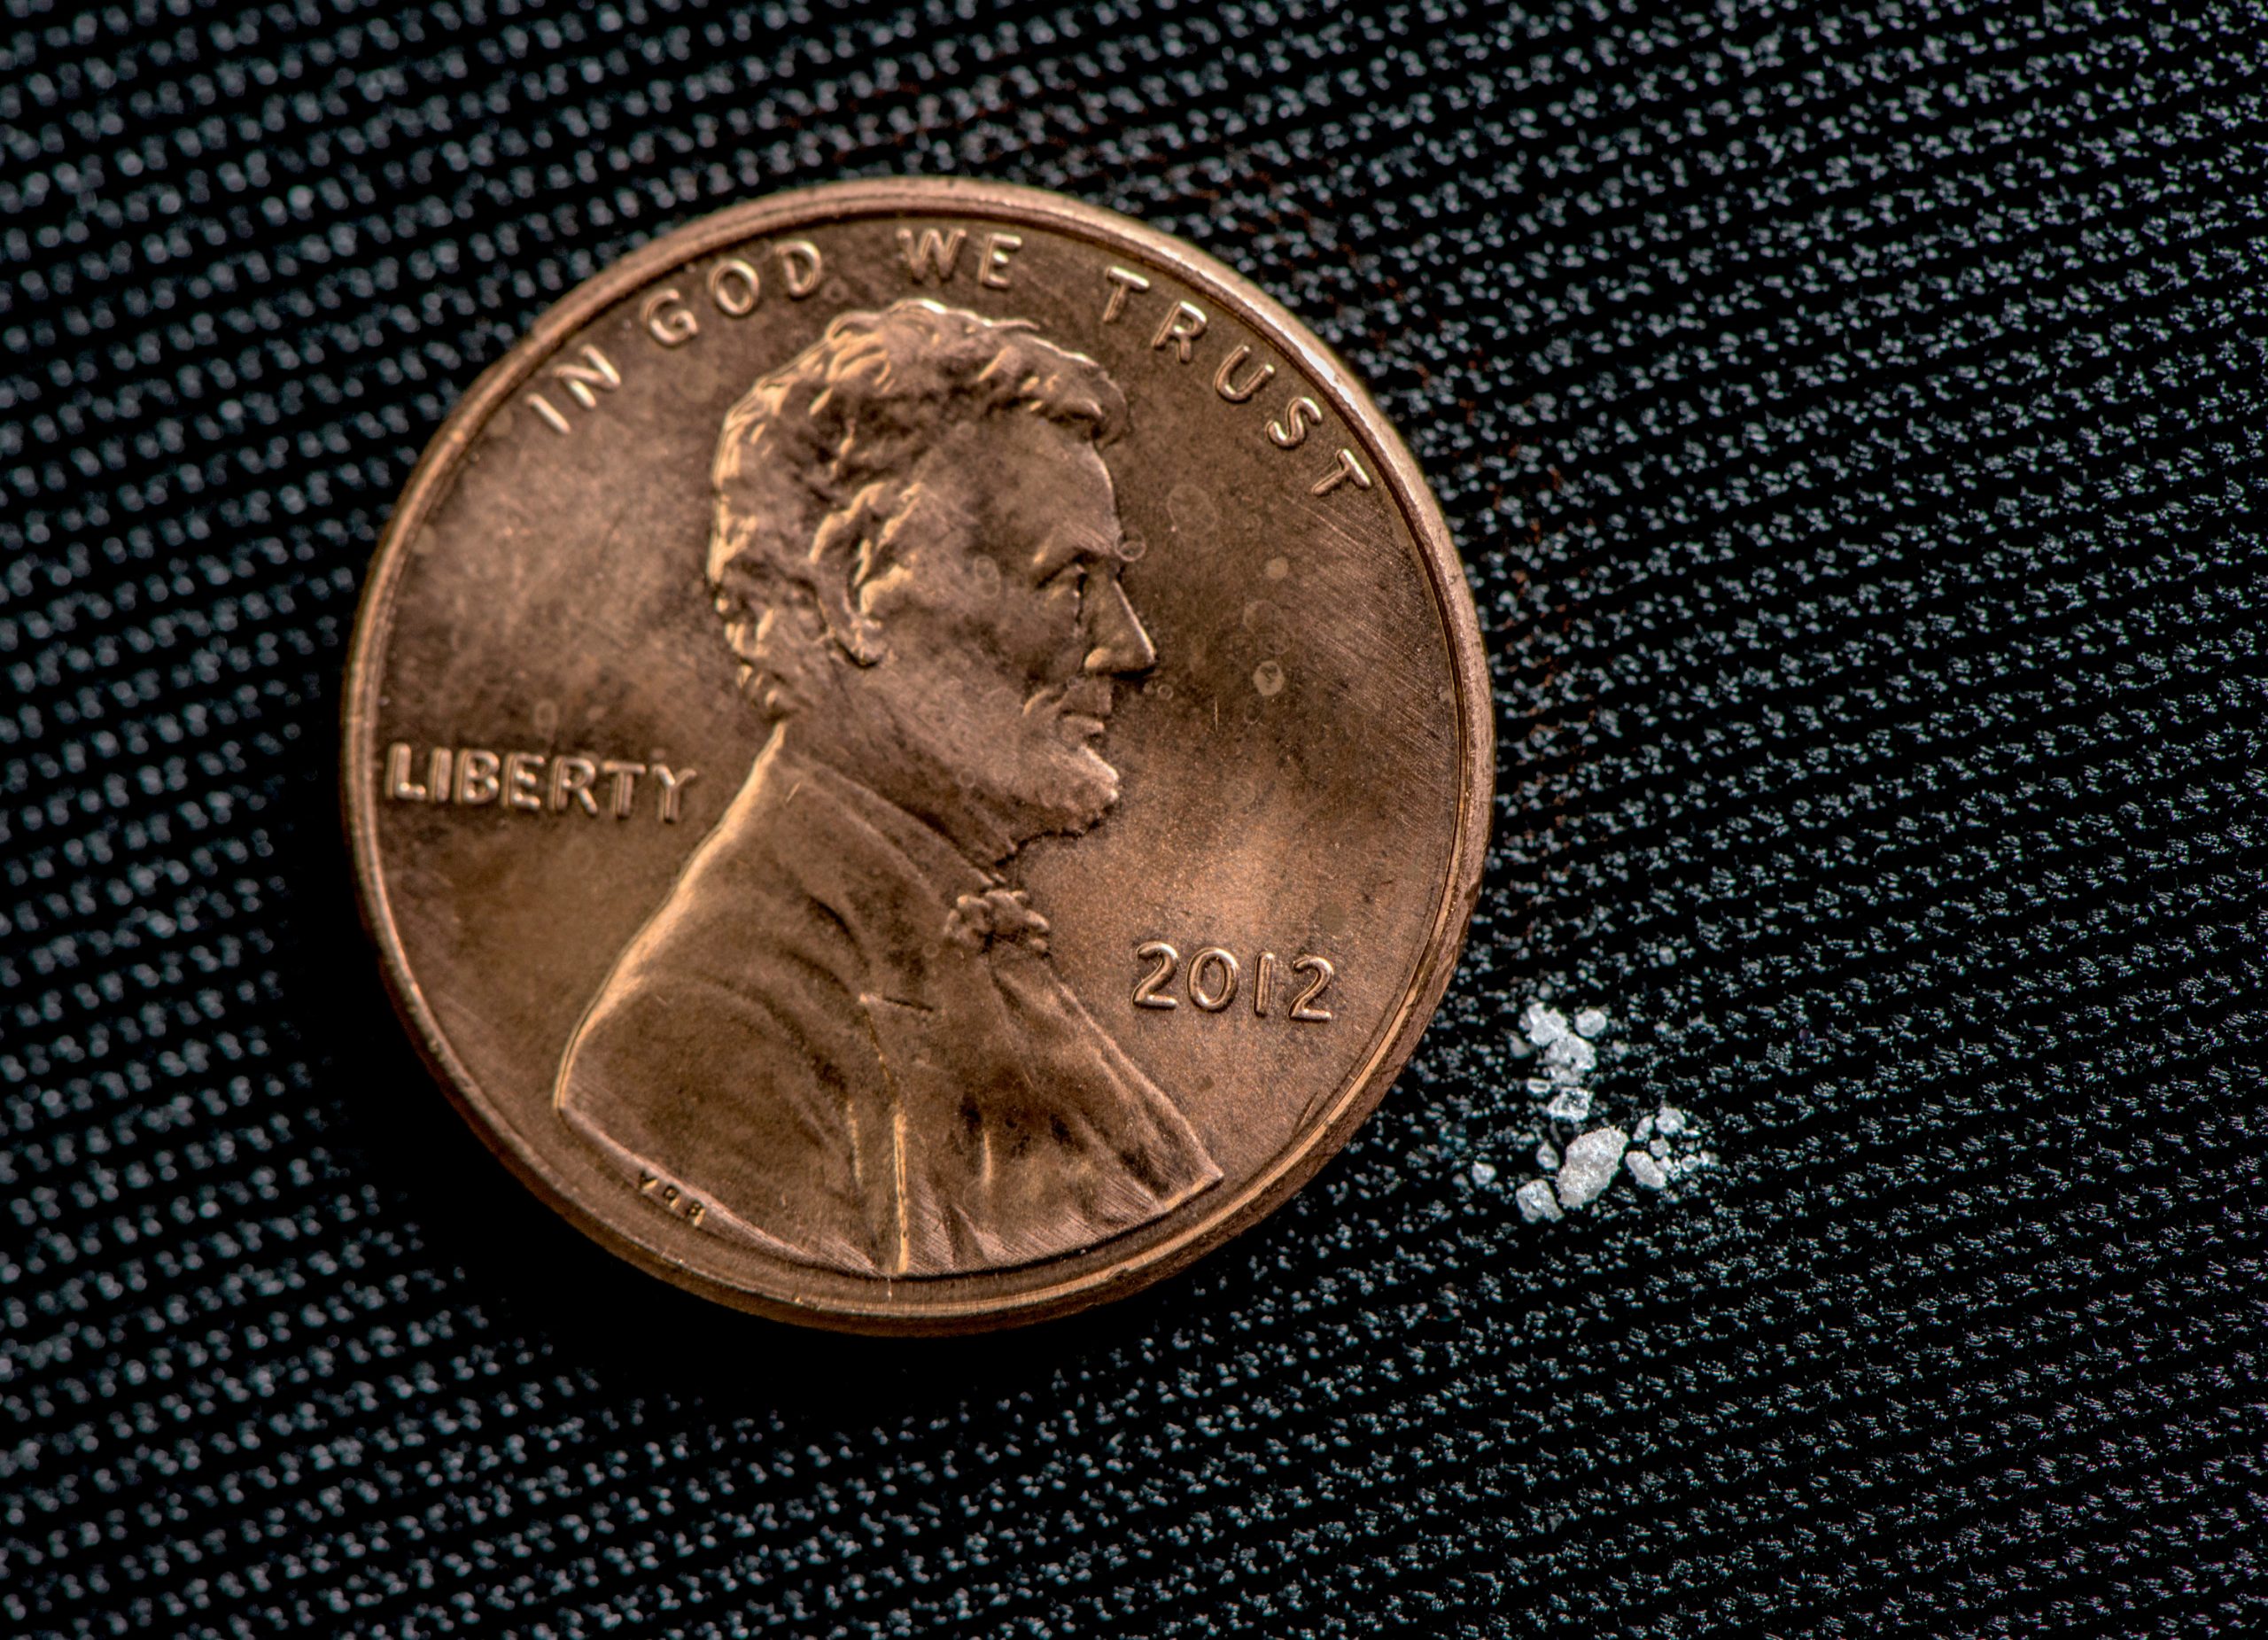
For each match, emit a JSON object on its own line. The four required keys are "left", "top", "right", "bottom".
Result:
{"left": 843, "top": 410, "right": 1156, "bottom": 851}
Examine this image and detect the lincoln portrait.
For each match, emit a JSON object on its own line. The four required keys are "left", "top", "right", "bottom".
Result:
{"left": 555, "top": 298, "right": 1220, "bottom": 1278}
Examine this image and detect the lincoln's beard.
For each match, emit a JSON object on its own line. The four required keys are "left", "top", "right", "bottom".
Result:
{"left": 768, "top": 661, "right": 1125, "bottom": 866}
{"left": 911, "top": 684, "right": 1122, "bottom": 858}
{"left": 1002, "top": 672, "right": 1124, "bottom": 841}
{"left": 1009, "top": 731, "right": 1121, "bottom": 841}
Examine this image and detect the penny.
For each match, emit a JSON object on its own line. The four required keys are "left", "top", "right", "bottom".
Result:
{"left": 342, "top": 178, "right": 1494, "bottom": 1333}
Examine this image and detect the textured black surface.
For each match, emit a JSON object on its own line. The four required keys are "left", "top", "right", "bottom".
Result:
{"left": 5, "top": 0, "right": 2266, "bottom": 1634}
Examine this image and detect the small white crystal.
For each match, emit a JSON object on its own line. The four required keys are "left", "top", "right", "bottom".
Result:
{"left": 1656, "top": 1105, "right": 1688, "bottom": 1137}
{"left": 1515, "top": 1178, "right": 1563, "bottom": 1223}
{"left": 1573, "top": 1007, "right": 1608, "bottom": 1038}
{"left": 1542, "top": 1032, "right": 1597, "bottom": 1077}
{"left": 1535, "top": 1141, "right": 1560, "bottom": 1172}
{"left": 1554, "top": 1126, "right": 1628, "bottom": 1210}
{"left": 1649, "top": 1137, "right": 1669, "bottom": 1161}
{"left": 1545, "top": 1089, "right": 1593, "bottom": 1123}
{"left": 1633, "top": 1115, "right": 1655, "bottom": 1143}
{"left": 1470, "top": 1159, "right": 1497, "bottom": 1185}
{"left": 1626, "top": 1151, "right": 1667, "bottom": 1190}
{"left": 1521, "top": 1001, "right": 1571, "bottom": 1047}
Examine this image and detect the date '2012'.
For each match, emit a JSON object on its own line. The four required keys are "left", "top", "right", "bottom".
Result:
{"left": 1132, "top": 942, "right": 1334, "bottom": 1022}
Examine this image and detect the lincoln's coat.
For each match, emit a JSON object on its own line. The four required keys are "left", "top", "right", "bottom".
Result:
{"left": 555, "top": 738, "right": 1219, "bottom": 1276}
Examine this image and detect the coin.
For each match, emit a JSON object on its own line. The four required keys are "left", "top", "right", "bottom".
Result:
{"left": 343, "top": 178, "right": 1493, "bottom": 1333}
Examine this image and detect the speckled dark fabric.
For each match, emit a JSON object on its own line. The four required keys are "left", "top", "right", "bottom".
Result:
{"left": 5, "top": 0, "right": 2265, "bottom": 1635}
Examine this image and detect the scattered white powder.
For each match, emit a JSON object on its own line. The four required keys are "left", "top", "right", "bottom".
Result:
{"left": 1555, "top": 1125, "right": 1627, "bottom": 1210}
{"left": 1506, "top": 1002, "right": 1717, "bottom": 1224}
{"left": 1470, "top": 1159, "right": 1498, "bottom": 1185}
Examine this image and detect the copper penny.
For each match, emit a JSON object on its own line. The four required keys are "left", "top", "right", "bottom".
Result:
{"left": 342, "top": 178, "right": 1493, "bottom": 1333}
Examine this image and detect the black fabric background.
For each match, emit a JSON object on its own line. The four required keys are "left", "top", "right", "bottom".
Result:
{"left": 4, "top": 1, "right": 2265, "bottom": 1635}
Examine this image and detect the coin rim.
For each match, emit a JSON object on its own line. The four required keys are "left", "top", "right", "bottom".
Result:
{"left": 342, "top": 176, "right": 1495, "bottom": 1333}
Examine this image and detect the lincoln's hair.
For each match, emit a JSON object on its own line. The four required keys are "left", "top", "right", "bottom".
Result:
{"left": 708, "top": 299, "right": 1126, "bottom": 716}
